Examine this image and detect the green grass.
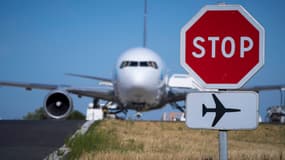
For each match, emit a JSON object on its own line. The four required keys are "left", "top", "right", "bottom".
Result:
{"left": 66, "top": 120, "right": 144, "bottom": 159}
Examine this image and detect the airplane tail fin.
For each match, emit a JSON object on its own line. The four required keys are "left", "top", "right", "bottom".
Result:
{"left": 202, "top": 104, "right": 207, "bottom": 117}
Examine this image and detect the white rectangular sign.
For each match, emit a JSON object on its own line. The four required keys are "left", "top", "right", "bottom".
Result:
{"left": 186, "top": 91, "right": 258, "bottom": 130}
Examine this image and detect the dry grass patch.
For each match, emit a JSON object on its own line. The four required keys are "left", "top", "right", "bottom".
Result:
{"left": 66, "top": 120, "right": 285, "bottom": 160}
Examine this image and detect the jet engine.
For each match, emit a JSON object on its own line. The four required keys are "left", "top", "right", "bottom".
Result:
{"left": 43, "top": 90, "right": 73, "bottom": 119}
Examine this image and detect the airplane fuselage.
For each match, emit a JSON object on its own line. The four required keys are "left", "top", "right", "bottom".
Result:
{"left": 114, "top": 48, "right": 167, "bottom": 111}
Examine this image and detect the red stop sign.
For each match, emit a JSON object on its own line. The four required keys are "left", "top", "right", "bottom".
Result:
{"left": 181, "top": 5, "right": 264, "bottom": 89}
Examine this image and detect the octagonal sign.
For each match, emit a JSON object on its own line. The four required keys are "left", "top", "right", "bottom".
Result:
{"left": 180, "top": 5, "right": 265, "bottom": 89}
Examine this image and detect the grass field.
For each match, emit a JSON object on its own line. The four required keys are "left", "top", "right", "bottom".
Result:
{"left": 66, "top": 120, "right": 285, "bottom": 160}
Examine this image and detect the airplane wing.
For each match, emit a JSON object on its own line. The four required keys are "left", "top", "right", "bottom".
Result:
{"left": 0, "top": 81, "right": 116, "bottom": 102}
{"left": 238, "top": 85, "right": 285, "bottom": 92}
{"left": 65, "top": 73, "right": 112, "bottom": 83}
{"left": 165, "top": 74, "right": 285, "bottom": 107}
{"left": 0, "top": 81, "right": 62, "bottom": 90}
{"left": 164, "top": 74, "right": 202, "bottom": 104}
{"left": 166, "top": 84, "right": 285, "bottom": 101}
{"left": 67, "top": 87, "right": 115, "bottom": 101}
{"left": 165, "top": 88, "right": 193, "bottom": 103}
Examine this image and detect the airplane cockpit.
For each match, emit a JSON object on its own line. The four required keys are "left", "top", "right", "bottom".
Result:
{"left": 120, "top": 61, "right": 158, "bottom": 69}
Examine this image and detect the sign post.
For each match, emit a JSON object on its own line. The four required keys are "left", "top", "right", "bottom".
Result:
{"left": 219, "top": 130, "right": 227, "bottom": 160}
{"left": 180, "top": 4, "right": 265, "bottom": 160}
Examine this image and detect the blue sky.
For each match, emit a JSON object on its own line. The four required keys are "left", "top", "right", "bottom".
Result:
{"left": 0, "top": 0, "right": 285, "bottom": 120}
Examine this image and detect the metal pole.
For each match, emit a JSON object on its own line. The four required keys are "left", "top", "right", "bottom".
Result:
{"left": 143, "top": 0, "right": 147, "bottom": 48}
{"left": 219, "top": 130, "right": 228, "bottom": 160}
{"left": 280, "top": 89, "right": 284, "bottom": 106}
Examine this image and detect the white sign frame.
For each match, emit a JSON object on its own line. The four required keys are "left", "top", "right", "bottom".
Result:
{"left": 180, "top": 5, "right": 265, "bottom": 89}
{"left": 186, "top": 91, "right": 259, "bottom": 130}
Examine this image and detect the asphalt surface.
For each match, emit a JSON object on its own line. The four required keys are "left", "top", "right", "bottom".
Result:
{"left": 0, "top": 120, "right": 85, "bottom": 160}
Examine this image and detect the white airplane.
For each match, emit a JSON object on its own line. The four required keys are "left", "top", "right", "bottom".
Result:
{"left": 0, "top": 0, "right": 203, "bottom": 120}
{"left": 0, "top": 47, "right": 201, "bottom": 119}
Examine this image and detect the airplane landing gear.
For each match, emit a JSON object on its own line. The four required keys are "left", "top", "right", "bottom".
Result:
{"left": 135, "top": 112, "right": 143, "bottom": 120}
{"left": 86, "top": 99, "right": 128, "bottom": 120}
{"left": 170, "top": 102, "right": 185, "bottom": 112}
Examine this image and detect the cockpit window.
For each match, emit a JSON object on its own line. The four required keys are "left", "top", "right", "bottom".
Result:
{"left": 120, "top": 61, "right": 128, "bottom": 68}
{"left": 148, "top": 61, "right": 158, "bottom": 69}
{"left": 140, "top": 61, "right": 148, "bottom": 67}
{"left": 129, "top": 61, "right": 138, "bottom": 67}
{"left": 120, "top": 61, "right": 158, "bottom": 69}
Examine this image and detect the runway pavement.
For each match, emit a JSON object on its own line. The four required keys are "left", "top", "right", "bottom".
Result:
{"left": 0, "top": 120, "right": 85, "bottom": 160}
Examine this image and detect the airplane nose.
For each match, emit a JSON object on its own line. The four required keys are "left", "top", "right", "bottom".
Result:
{"left": 129, "top": 71, "right": 158, "bottom": 90}
{"left": 127, "top": 76, "right": 157, "bottom": 103}
{"left": 118, "top": 69, "right": 159, "bottom": 101}
{"left": 131, "top": 74, "right": 147, "bottom": 88}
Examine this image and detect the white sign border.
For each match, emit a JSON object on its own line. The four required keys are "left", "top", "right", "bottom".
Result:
{"left": 180, "top": 5, "right": 265, "bottom": 89}
{"left": 185, "top": 91, "right": 259, "bottom": 130}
